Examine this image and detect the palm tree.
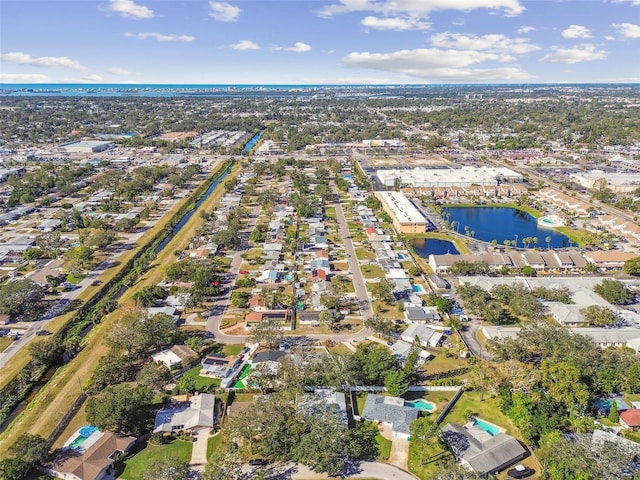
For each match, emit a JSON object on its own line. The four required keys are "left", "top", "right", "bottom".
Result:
{"left": 545, "top": 236, "right": 552, "bottom": 250}
{"left": 503, "top": 239, "right": 511, "bottom": 248}
{"left": 533, "top": 237, "right": 538, "bottom": 248}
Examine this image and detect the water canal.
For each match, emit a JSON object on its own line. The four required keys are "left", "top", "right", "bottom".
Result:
{"left": 442, "top": 206, "right": 572, "bottom": 249}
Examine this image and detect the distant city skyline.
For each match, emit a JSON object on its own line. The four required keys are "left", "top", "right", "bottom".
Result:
{"left": 1, "top": 0, "right": 640, "bottom": 84}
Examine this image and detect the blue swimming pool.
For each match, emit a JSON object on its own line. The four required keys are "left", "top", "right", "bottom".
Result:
{"left": 471, "top": 417, "right": 500, "bottom": 436}
{"left": 412, "top": 284, "right": 426, "bottom": 294}
{"left": 397, "top": 253, "right": 405, "bottom": 260}
{"left": 406, "top": 400, "right": 435, "bottom": 412}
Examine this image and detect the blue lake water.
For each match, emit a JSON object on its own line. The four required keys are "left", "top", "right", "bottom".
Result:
{"left": 411, "top": 238, "right": 459, "bottom": 256}
{"left": 243, "top": 131, "right": 263, "bottom": 153}
{"left": 443, "top": 206, "right": 571, "bottom": 249}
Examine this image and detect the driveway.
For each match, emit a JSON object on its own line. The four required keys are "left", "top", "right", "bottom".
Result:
{"left": 190, "top": 427, "right": 212, "bottom": 466}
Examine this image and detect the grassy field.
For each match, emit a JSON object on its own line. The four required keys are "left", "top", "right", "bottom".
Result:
{"left": 0, "top": 337, "right": 14, "bottom": 353}
{"left": 361, "top": 264, "right": 385, "bottom": 279}
{"left": 120, "top": 439, "right": 193, "bottom": 480}
{"left": 207, "top": 432, "right": 226, "bottom": 462}
{"left": 180, "top": 366, "right": 221, "bottom": 390}
{"left": 0, "top": 163, "right": 237, "bottom": 457}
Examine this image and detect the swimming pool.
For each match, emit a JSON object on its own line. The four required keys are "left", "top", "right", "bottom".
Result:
{"left": 406, "top": 400, "right": 436, "bottom": 412}
{"left": 66, "top": 425, "right": 99, "bottom": 450}
{"left": 471, "top": 417, "right": 501, "bottom": 436}
{"left": 412, "top": 284, "right": 426, "bottom": 294}
{"left": 397, "top": 253, "right": 405, "bottom": 260}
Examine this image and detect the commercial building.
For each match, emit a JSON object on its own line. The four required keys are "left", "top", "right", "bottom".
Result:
{"left": 569, "top": 171, "right": 640, "bottom": 193}
{"left": 376, "top": 166, "right": 523, "bottom": 188}
{"left": 60, "top": 140, "right": 114, "bottom": 153}
{"left": 375, "top": 191, "right": 427, "bottom": 233}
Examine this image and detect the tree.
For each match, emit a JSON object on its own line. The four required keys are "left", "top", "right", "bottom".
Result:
{"left": 64, "top": 245, "right": 94, "bottom": 271}
{"left": 0, "top": 458, "right": 29, "bottom": 480}
{"left": 176, "top": 374, "right": 196, "bottom": 394}
{"left": 594, "top": 279, "right": 635, "bottom": 305}
{"left": 364, "top": 314, "right": 394, "bottom": 335}
{"left": 230, "top": 291, "right": 250, "bottom": 308}
{"left": 248, "top": 317, "right": 284, "bottom": 349}
{"left": 370, "top": 278, "right": 395, "bottom": 304}
{"left": 343, "top": 420, "right": 380, "bottom": 461}
{"left": 8, "top": 434, "right": 49, "bottom": 467}
{"left": 141, "top": 456, "right": 191, "bottom": 480}
{"left": 580, "top": 305, "right": 619, "bottom": 327}
{"left": 409, "top": 417, "right": 438, "bottom": 443}
{"left": 608, "top": 401, "right": 619, "bottom": 423}
{"left": 202, "top": 448, "right": 243, "bottom": 480}
{"left": 0, "top": 279, "right": 45, "bottom": 318}
{"left": 28, "top": 335, "right": 64, "bottom": 366}
{"left": 136, "top": 362, "right": 172, "bottom": 391}
{"left": 521, "top": 265, "right": 536, "bottom": 277}
{"left": 291, "top": 410, "right": 348, "bottom": 476}
{"left": 384, "top": 369, "right": 410, "bottom": 397}
{"left": 86, "top": 384, "right": 153, "bottom": 435}
{"left": 623, "top": 257, "right": 640, "bottom": 276}
{"left": 352, "top": 343, "right": 399, "bottom": 385}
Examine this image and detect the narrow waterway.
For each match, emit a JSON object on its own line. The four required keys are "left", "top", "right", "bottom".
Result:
{"left": 242, "top": 131, "right": 263, "bottom": 153}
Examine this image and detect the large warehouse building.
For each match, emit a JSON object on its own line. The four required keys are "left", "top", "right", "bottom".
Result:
{"left": 375, "top": 191, "right": 428, "bottom": 233}
{"left": 377, "top": 166, "right": 523, "bottom": 188}
{"left": 60, "top": 140, "right": 114, "bottom": 153}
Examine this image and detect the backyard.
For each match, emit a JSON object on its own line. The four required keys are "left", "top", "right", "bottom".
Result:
{"left": 120, "top": 439, "right": 193, "bottom": 480}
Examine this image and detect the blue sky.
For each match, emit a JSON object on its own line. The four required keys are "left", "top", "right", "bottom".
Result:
{"left": 1, "top": 0, "right": 639, "bottom": 84}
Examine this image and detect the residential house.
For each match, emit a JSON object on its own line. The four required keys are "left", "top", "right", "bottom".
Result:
{"left": 45, "top": 432, "right": 136, "bottom": 480}
{"left": 441, "top": 422, "right": 527, "bottom": 475}
{"left": 404, "top": 305, "right": 440, "bottom": 324}
{"left": 151, "top": 345, "right": 198, "bottom": 369}
{"left": 154, "top": 393, "right": 219, "bottom": 433}
{"left": 257, "top": 270, "right": 279, "bottom": 283}
{"left": 360, "top": 394, "right": 418, "bottom": 439}
{"left": 620, "top": 409, "right": 640, "bottom": 429}
{"left": 147, "top": 306, "right": 180, "bottom": 322}
{"left": 298, "top": 311, "right": 320, "bottom": 326}
{"left": 390, "top": 341, "right": 431, "bottom": 366}
{"left": 401, "top": 323, "right": 443, "bottom": 348}
{"left": 201, "top": 354, "right": 243, "bottom": 379}
{"left": 245, "top": 310, "right": 291, "bottom": 329}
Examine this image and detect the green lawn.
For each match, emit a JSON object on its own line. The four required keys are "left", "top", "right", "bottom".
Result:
{"left": 376, "top": 433, "right": 392, "bottom": 461}
{"left": 120, "top": 440, "right": 193, "bottom": 480}
{"left": 0, "top": 337, "right": 14, "bottom": 353}
{"left": 222, "top": 344, "right": 243, "bottom": 356}
{"left": 408, "top": 439, "right": 453, "bottom": 480}
{"left": 66, "top": 273, "right": 86, "bottom": 284}
{"left": 207, "top": 433, "right": 227, "bottom": 462}
{"left": 355, "top": 248, "right": 375, "bottom": 260}
{"left": 441, "top": 391, "right": 519, "bottom": 438}
{"left": 181, "top": 366, "right": 221, "bottom": 390}
{"left": 361, "top": 264, "right": 385, "bottom": 279}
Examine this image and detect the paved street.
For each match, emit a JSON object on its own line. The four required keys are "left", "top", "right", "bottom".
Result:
{"left": 242, "top": 461, "right": 418, "bottom": 480}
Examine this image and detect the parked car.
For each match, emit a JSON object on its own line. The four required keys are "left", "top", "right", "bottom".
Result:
{"left": 248, "top": 458, "right": 269, "bottom": 466}
{"left": 507, "top": 465, "right": 533, "bottom": 478}
{"left": 36, "top": 330, "right": 52, "bottom": 336}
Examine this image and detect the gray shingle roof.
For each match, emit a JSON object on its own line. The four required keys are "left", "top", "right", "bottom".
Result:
{"left": 441, "top": 422, "right": 527, "bottom": 475}
{"left": 154, "top": 393, "right": 217, "bottom": 433}
{"left": 360, "top": 394, "right": 418, "bottom": 435}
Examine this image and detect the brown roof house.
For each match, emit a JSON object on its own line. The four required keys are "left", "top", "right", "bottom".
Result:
{"left": 620, "top": 409, "right": 640, "bottom": 429}
{"left": 45, "top": 431, "right": 135, "bottom": 480}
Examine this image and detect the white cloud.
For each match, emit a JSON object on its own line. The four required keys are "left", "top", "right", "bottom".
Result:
{"left": 342, "top": 47, "right": 533, "bottom": 81}
{"left": 229, "top": 40, "right": 260, "bottom": 50}
{"left": 124, "top": 32, "right": 195, "bottom": 42}
{"left": 319, "top": 0, "right": 525, "bottom": 18}
{"left": 107, "top": 67, "right": 131, "bottom": 75}
{"left": 361, "top": 16, "right": 430, "bottom": 30}
{"left": 613, "top": 0, "right": 640, "bottom": 5}
{"left": 540, "top": 44, "right": 607, "bottom": 64}
{"left": 286, "top": 42, "right": 312, "bottom": 53}
{"left": 562, "top": 24, "right": 592, "bottom": 39}
{"left": 0, "top": 51, "right": 86, "bottom": 70}
{"left": 430, "top": 32, "right": 539, "bottom": 54}
{"left": 0, "top": 73, "right": 49, "bottom": 82}
{"left": 612, "top": 22, "right": 640, "bottom": 38}
{"left": 82, "top": 74, "right": 103, "bottom": 82}
{"left": 518, "top": 25, "right": 535, "bottom": 34}
{"left": 209, "top": 1, "right": 241, "bottom": 22}
{"left": 107, "top": 0, "right": 154, "bottom": 19}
